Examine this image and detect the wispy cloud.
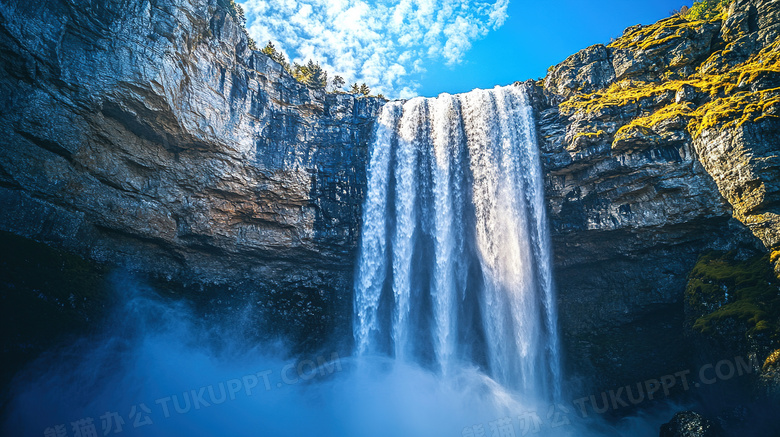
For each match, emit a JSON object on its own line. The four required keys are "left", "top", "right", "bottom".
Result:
{"left": 238, "top": 0, "right": 509, "bottom": 98}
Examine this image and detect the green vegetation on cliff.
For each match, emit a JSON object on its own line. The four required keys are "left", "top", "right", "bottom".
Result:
{"left": 606, "top": 15, "right": 709, "bottom": 52}
{"left": 259, "top": 41, "right": 382, "bottom": 96}
{"left": 686, "top": 251, "right": 780, "bottom": 343}
{"left": 223, "top": 3, "right": 382, "bottom": 96}
{"left": 261, "top": 43, "right": 331, "bottom": 91}
{"left": 260, "top": 41, "right": 291, "bottom": 72}
{"left": 293, "top": 60, "right": 329, "bottom": 90}
{"left": 688, "top": 0, "right": 731, "bottom": 21}
{"left": 223, "top": 0, "right": 258, "bottom": 50}
{"left": 559, "top": 6, "right": 780, "bottom": 148}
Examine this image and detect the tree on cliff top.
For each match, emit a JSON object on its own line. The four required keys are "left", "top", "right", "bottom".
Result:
{"left": 347, "top": 83, "right": 372, "bottom": 97}
{"left": 224, "top": 0, "right": 257, "bottom": 51}
{"left": 259, "top": 40, "right": 351, "bottom": 94}
{"left": 261, "top": 41, "right": 292, "bottom": 73}
{"left": 293, "top": 60, "right": 328, "bottom": 90}
{"left": 331, "top": 75, "right": 345, "bottom": 92}
{"left": 307, "top": 61, "right": 328, "bottom": 90}
{"left": 687, "top": 0, "right": 730, "bottom": 20}
{"left": 261, "top": 41, "right": 338, "bottom": 92}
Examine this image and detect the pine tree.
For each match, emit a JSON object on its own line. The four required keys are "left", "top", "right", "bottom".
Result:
{"left": 293, "top": 62, "right": 310, "bottom": 83}
{"left": 227, "top": 0, "right": 246, "bottom": 25}
{"left": 331, "top": 75, "right": 345, "bottom": 92}
{"left": 226, "top": 1, "right": 257, "bottom": 51}
{"left": 349, "top": 83, "right": 360, "bottom": 94}
{"left": 359, "top": 83, "right": 370, "bottom": 96}
{"left": 261, "top": 41, "right": 278, "bottom": 58}
{"left": 306, "top": 60, "right": 328, "bottom": 89}
{"left": 261, "top": 41, "right": 290, "bottom": 72}
{"left": 291, "top": 61, "right": 327, "bottom": 89}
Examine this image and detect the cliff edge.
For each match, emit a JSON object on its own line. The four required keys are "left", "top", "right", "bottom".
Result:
{"left": 535, "top": 0, "right": 779, "bottom": 394}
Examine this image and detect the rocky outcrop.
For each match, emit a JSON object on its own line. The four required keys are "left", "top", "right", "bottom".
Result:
{"left": 534, "top": 0, "right": 779, "bottom": 391}
{"left": 694, "top": 121, "right": 780, "bottom": 265}
{"left": 660, "top": 411, "right": 724, "bottom": 437}
{"left": 0, "top": 0, "right": 383, "bottom": 344}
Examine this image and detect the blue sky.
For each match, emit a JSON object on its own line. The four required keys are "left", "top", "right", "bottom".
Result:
{"left": 239, "top": 0, "right": 694, "bottom": 98}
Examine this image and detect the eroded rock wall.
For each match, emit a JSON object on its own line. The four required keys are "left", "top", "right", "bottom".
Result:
{"left": 534, "top": 0, "right": 779, "bottom": 391}
{"left": 0, "top": 0, "right": 383, "bottom": 343}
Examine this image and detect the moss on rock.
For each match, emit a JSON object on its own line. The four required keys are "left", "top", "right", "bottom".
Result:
{"left": 685, "top": 251, "right": 780, "bottom": 343}
{"left": 608, "top": 15, "right": 711, "bottom": 52}
{"left": 560, "top": 28, "right": 780, "bottom": 141}
{"left": 612, "top": 124, "right": 662, "bottom": 151}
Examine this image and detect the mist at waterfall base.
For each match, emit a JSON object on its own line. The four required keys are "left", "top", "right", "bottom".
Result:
{"left": 4, "top": 85, "right": 678, "bottom": 436}
{"left": 2, "top": 277, "right": 678, "bottom": 437}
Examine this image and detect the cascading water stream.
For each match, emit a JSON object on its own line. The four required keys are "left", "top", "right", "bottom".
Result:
{"left": 354, "top": 84, "right": 562, "bottom": 401}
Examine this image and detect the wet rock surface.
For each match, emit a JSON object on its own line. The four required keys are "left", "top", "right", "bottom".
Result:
{"left": 0, "top": 0, "right": 383, "bottom": 343}
{"left": 660, "top": 411, "right": 724, "bottom": 437}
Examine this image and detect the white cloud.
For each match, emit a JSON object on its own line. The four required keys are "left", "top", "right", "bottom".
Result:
{"left": 238, "top": 0, "right": 509, "bottom": 98}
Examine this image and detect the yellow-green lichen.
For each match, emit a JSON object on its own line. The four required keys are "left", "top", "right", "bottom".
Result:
{"left": 687, "top": 0, "right": 731, "bottom": 21}
{"left": 607, "top": 15, "right": 710, "bottom": 52}
{"left": 612, "top": 124, "right": 661, "bottom": 150}
{"left": 560, "top": 38, "right": 780, "bottom": 140}
{"left": 573, "top": 130, "right": 606, "bottom": 139}
{"left": 559, "top": 79, "right": 685, "bottom": 116}
{"left": 623, "top": 102, "right": 697, "bottom": 131}
{"left": 764, "top": 349, "right": 780, "bottom": 371}
{"left": 694, "top": 88, "right": 780, "bottom": 136}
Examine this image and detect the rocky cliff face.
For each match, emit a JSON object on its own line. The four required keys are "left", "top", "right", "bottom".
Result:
{"left": 535, "top": 0, "right": 779, "bottom": 392}
{"left": 0, "top": 0, "right": 383, "bottom": 344}
{"left": 1, "top": 0, "right": 778, "bottom": 400}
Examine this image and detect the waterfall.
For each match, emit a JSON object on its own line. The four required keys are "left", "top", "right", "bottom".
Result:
{"left": 353, "top": 84, "right": 561, "bottom": 401}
